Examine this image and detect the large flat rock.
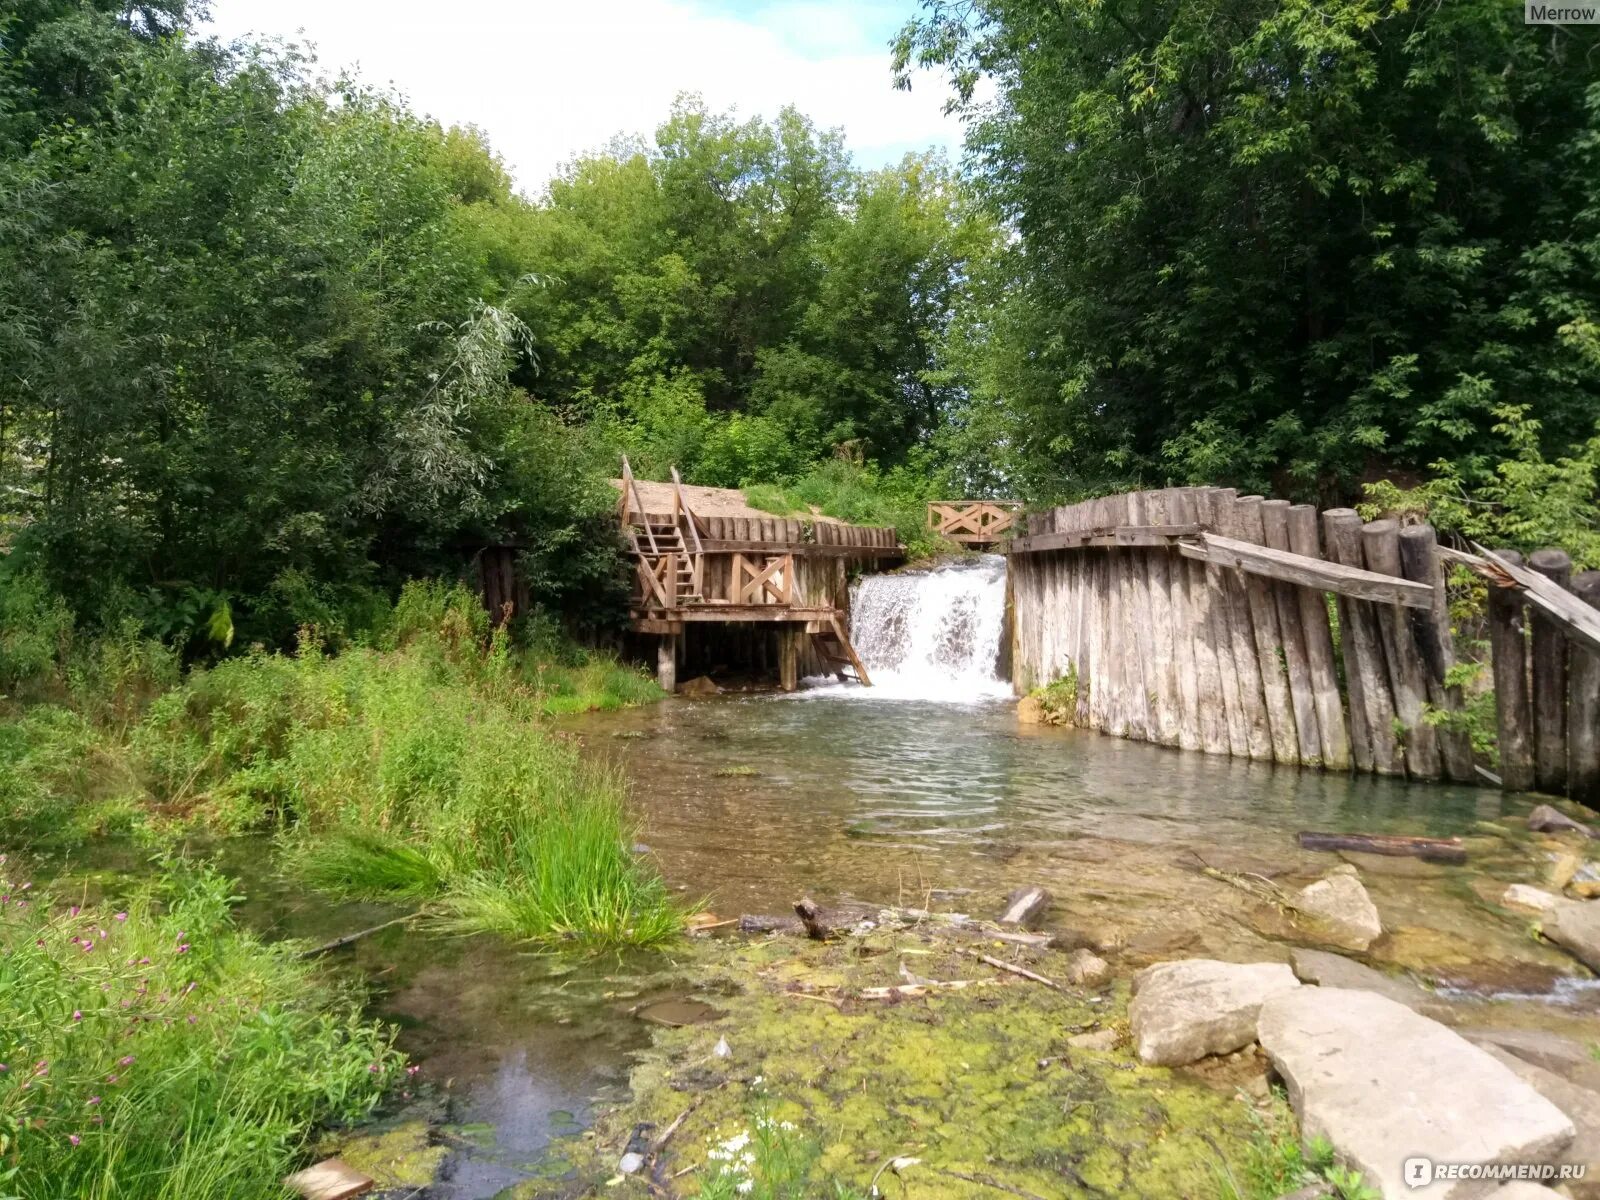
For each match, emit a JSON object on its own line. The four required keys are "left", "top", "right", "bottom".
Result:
{"left": 1463, "top": 1028, "right": 1600, "bottom": 1094}
{"left": 1479, "top": 1046, "right": 1600, "bottom": 1199}
{"left": 1541, "top": 900, "right": 1600, "bottom": 970}
{"left": 1128, "top": 958, "right": 1298, "bottom": 1066}
{"left": 1257, "top": 988, "right": 1574, "bottom": 1199}
{"left": 1289, "top": 949, "right": 1431, "bottom": 1010}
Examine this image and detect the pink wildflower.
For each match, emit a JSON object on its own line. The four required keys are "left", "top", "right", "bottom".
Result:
{"left": 68, "top": 1135, "right": 80, "bottom": 1146}
{"left": 113, "top": 913, "right": 127, "bottom": 922}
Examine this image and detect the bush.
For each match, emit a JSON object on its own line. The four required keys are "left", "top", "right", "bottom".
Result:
{"left": 0, "top": 566, "right": 74, "bottom": 696}
{"left": 0, "top": 859, "right": 399, "bottom": 1199}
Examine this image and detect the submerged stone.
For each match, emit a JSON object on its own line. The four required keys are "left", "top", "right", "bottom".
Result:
{"left": 636, "top": 998, "right": 724, "bottom": 1027}
{"left": 1128, "top": 959, "right": 1298, "bottom": 1066}
{"left": 1063, "top": 948, "right": 1110, "bottom": 986}
{"left": 1288, "top": 948, "right": 1432, "bottom": 1011}
{"left": 1477, "top": 1046, "right": 1600, "bottom": 1196}
{"left": 1501, "top": 884, "right": 1561, "bottom": 915}
{"left": 1257, "top": 988, "right": 1574, "bottom": 1198}
{"left": 1294, "top": 869, "right": 1382, "bottom": 950}
{"left": 1541, "top": 900, "right": 1600, "bottom": 970}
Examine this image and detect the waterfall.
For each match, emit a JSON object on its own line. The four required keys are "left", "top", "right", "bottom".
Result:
{"left": 818, "top": 555, "right": 1009, "bottom": 702}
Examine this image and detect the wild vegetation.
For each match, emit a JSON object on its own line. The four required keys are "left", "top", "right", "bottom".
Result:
{"left": 0, "top": 858, "right": 400, "bottom": 1198}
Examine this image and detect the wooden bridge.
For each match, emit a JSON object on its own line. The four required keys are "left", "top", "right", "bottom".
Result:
{"left": 1008, "top": 488, "right": 1600, "bottom": 801}
{"left": 927, "top": 500, "right": 1022, "bottom": 546}
{"left": 616, "top": 459, "right": 897, "bottom": 691}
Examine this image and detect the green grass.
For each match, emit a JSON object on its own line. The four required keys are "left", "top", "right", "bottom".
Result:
{"left": 2, "top": 581, "right": 683, "bottom": 949}
{"left": 740, "top": 459, "right": 949, "bottom": 560}
{"left": 1213, "top": 1093, "right": 1378, "bottom": 1200}
{"left": 0, "top": 858, "right": 398, "bottom": 1199}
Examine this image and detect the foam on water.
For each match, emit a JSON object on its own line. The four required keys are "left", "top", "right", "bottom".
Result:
{"left": 802, "top": 555, "right": 1010, "bottom": 702}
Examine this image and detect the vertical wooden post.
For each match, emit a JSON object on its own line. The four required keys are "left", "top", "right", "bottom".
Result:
{"left": 1261, "top": 499, "right": 1322, "bottom": 767}
{"left": 1487, "top": 550, "right": 1535, "bottom": 792}
{"left": 657, "top": 633, "right": 678, "bottom": 694}
{"left": 1201, "top": 488, "right": 1252, "bottom": 757}
{"left": 1569, "top": 570, "right": 1600, "bottom": 804}
{"left": 1127, "top": 491, "right": 1171, "bottom": 745}
{"left": 1233, "top": 495, "right": 1296, "bottom": 763}
{"left": 1529, "top": 548, "right": 1572, "bottom": 794}
{"left": 1164, "top": 490, "right": 1205, "bottom": 752}
{"left": 1397, "top": 525, "right": 1475, "bottom": 782}
{"left": 1287, "top": 505, "right": 1352, "bottom": 772}
{"left": 1362, "top": 519, "right": 1441, "bottom": 780}
{"left": 777, "top": 627, "right": 800, "bottom": 692}
{"left": 1324, "top": 509, "right": 1401, "bottom": 774}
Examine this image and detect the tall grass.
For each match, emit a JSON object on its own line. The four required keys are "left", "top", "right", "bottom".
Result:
{"left": 0, "top": 859, "right": 398, "bottom": 1199}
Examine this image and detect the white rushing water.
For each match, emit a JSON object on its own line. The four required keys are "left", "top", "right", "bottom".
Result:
{"left": 804, "top": 555, "right": 1010, "bottom": 702}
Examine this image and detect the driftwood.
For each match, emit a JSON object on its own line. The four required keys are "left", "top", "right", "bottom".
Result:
{"left": 792, "top": 897, "right": 877, "bottom": 939}
{"left": 996, "top": 885, "right": 1052, "bottom": 928}
{"left": 968, "top": 951, "right": 1060, "bottom": 990}
{"left": 1296, "top": 831, "right": 1467, "bottom": 865}
{"left": 298, "top": 911, "right": 425, "bottom": 959}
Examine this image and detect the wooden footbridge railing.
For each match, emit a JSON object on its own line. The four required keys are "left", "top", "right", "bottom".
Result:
{"left": 1008, "top": 487, "right": 1600, "bottom": 800}
{"left": 928, "top": 500, "right": 1021, "bottom": 544}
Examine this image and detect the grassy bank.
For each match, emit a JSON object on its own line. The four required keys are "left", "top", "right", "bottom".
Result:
{"left": 1, "top": 578, "right": 680, "bottom": 947}
{"left": 0, "top": 859, "right": 399, "bottom": 1198}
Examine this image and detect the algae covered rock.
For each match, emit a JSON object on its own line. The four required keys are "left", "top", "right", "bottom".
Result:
{"left": 1294, "top": 868, "right": 1382, "bottom": 950}
{"left": 1128, "top": 958, "right": 1298, "bottom": 1066}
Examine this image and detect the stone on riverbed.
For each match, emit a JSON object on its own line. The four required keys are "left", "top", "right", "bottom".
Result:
{"left": 1527, "top": 804, "right": 1595, "bottom": 838}
{"left": 1128, "top": 959, "right": 1298, "bottom": 1066}
{"left": 1478, "top": 1046, "right": 1600, "bottom": 1197}
{"left": 1257, "top": 988, "right": 1574, "bottom": 1199}
{"left": 1541, "top": 899, "right": 1600, "bottom": 970}
{"left": 1063, "top": 948, "right": 1110, "bottom": 986}
{"left": 1464, "top": 1028, "right": 1600, "bottom": 1094}
{"left": 1500, "top": 884, "right": 1561, "bottom": 915}
{"left": 1294, "top": 868, "right": 1382, "bottom": 950}
{"left": 1288, "top": 948, "right": 1432, "bottom": 1011}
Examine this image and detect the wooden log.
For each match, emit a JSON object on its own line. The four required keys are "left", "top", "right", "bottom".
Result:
{"left": 1571, "top": 570, "right": 1600, "bottom": 805}
{"left": 656, "top": 634, "right": 678, "bottom": 694}
{"left": 1397, "top": 525, "right": 1475, "bottom": 782}
{"left": 1127, "top": 492, "right": 1169, "bottom": 745}
{"left": 1261, "top": 499, "right": 1322, "bottom": 766}
{"left": 1362, "top": 519, "right": 1441, "bottom": 780}
{"left": 1296, "top": 831, "right": 1468, "bottom": 865}
{"left": 1091, "top": 537, "right": 1114, "bottom": 733}
{"left": 1236, "top": 496, "right": 1300, "bottom": 765}
{"left": 1220, "top": 495, "right": 1279, "bottom": 761}
{"left": 1487, "top": 550, "right": 1535, "bottom": 792}
{"left": 1165, "top": 490, "right": 1205, "bottom": 751}
{"left": 1182, "top": 535, "right": 1436, "bottom": 607}
{"left": 997, "top": 886, "right": 1052, "bottom": 928}
{"left": 777, "top": 627, "right": 800, "bottom": 692}
{"left": 1286, "top": 505, "right": 1351, "bottom": 772}
{"left": 1528, "top": 548, "right": 1572, "bottom": 795}
{"left": 1323, "top": 509, "right": 1401, "bottom": 774}
{"left": 1200, "top": 489, "right": 1251, "bottom": 757}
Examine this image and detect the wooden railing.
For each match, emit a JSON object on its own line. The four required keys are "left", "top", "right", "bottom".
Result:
{"left": 731, "top": 553, "right": 792, "bottom": 605}
{"left": 928, "top": 500, "right": 1022, "bottom": 543}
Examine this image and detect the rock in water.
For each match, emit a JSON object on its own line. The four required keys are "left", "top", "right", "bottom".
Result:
{"left": 1527, "top": 804, "right": 1595, "bottom": 838}
{"left": 1542, "top": 900, "right": 1600, "bottom": 970}
{"left": 678, "top": 675, "right": 721, "bottom": 697}
{"left": 1128, "top": 959, "right": 1299, "bottom": 1066}
{"left": 1288, "top": 949, "right": 1432, "bottom": 1011}
{"left": 996, "top": 885, "right": 1052, "bottom": 928}
{"left": 283, "top": 1160, "right": 374, "bottom": 1200}
{"left": 1477, "top": 1047, "right": 1600, "bottom": 1197}
{"left": 1294, "top": 869, "right": 1383, "bottom": 950}
{"left": 1501, "top": 884, "right": 1561, "bottom": 915}
{"left": 1066, "top": 1027, "right": 1118, "bottom": 1051}
{"left": 1257, "top": 988, "right": 1574, "bottom": 1199}
{"left": 1063, "top": 948, "right": 1110, "bottom": 986}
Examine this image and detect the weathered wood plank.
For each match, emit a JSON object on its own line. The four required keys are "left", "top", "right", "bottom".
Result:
{"left": 1570, "top": 570, "right": 1600, "bottom": 804}
{"left": 1475, "top": 544, "right": 1600, "bottom": 656}
{"left": 1215, "top": 492, "right": 1273, "bottom": 760}
{"left": 1200, "top": 488, "right": 1252, "bottom": 757}
{"left": 1486, "top": 549, "right": 1535, "bottom": 792}
{"left": 1528, "top": 548, "right": 1572, "bottom": 794}
{"left": 1164, "top": 490, "right": 1204, "bottom": 752}
{"left": 1236, "top": 496, "right": 1299, "bottom": 765}
{"left": 1324, "top": 509, "right": 1402, "bottom": 775}
{"left": 1180, "top": 534, "right": 1436, "bottom": 608}
{"left": 1287, "top": 504, "right": 1352, "bottom": 772}
{"left": 1362, "top": 519, "right": 1441, "bottom": 780}
{"left": 1127, "top": 492, "right": 1169, "bottom": 745}
{"left": 1262, "top": 499, "right": 1321, "bottom": 767}
{"left": 1397, "top": 525, "right": 1475, "bottom": 782}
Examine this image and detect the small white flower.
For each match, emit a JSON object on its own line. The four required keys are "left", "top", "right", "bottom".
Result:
{"left": 736, "top": 1181, "right": 754, "bottom": 1195}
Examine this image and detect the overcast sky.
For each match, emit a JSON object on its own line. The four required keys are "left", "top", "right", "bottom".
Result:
{"left": 202, "top": 0, "right": 966, "bottom": 193}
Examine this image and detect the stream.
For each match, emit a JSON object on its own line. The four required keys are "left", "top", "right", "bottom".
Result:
{"left": 28, "top": 556, "right": 1600, "bottom": 1197}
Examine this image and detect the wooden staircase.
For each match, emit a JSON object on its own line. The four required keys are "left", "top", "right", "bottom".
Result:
{"left": 637, "top": 518, "right": 702, "bottom": 605}
{"left": 811, "top": 615, "right": 872, "bottom": 686}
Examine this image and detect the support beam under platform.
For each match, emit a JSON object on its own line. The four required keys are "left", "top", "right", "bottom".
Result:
{"left": 656, "top": 633, "right": 678, "bottom": 693}
{"left": 628, "top": 604, "right": 841, "bottom": 628}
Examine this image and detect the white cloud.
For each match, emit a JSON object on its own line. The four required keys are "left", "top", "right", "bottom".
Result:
{"left": 201, "top": 0, "right": 967, "bottom": 191}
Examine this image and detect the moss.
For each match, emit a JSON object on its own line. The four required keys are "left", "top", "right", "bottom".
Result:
{"left": 523, "top": 929, "right": 1275, "bottom": 1197}
{"left": 321, "top": 1119, "right": 449, "bottom": 1189}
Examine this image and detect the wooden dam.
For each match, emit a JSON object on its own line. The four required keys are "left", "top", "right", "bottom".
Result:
{"left": 615, "top": 460, "right": 900, "bottom": 692}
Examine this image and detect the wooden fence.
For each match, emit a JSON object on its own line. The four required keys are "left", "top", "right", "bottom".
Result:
{"left": 1008, "top": 487, "right": 1600, "bottom": 799}
{"left": 927, "top": 500, "right": 1022, "bottom": 544}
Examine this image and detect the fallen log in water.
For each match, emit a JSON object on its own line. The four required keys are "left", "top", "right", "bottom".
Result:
{"left": 1296, "top": 831, "right": 1467, "bottom": 865}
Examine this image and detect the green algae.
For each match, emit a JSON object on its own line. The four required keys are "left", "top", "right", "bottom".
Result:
{"left": 322, "top": 1119, "right": 449, "bottom": 1189}
{"left": 516, "top": 930, "right": 1276, "bottom": 1198}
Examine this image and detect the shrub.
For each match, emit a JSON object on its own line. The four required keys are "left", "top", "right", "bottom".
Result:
{"left": 0, "top": 567, "right": 74, "bottom": 696}
{"left": 0, "top": 859, "right": 399, "bottom": 1199}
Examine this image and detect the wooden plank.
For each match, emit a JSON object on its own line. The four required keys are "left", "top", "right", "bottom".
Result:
{"left": 1324, "top": 509, "right": 1402, "bottom": 774}
{"left": 629, "top": 618, "right": 684, "bottom": 635}
{"left": 1287, "top": 504, "right": 1352, "bottom": 772}
{"left": 1175, "top": 488, "right": 1227, "bottom": 754}
{"left": 1200, "top": 488, "right": 1251, "bottom": 758}
{"left": 1528, "top": 548, "right": 1572, "bottom": 794}
{"left": 1235, "top": 497, "right": 1299, "bottom": 765}
{"left": 1124, "top": 492, "right": 1161, "bottom": 744}
{"left": 1475, "top": 543, "right": 1600, "bottom": 656}
{"left": 1486, "top": 549, "right": 1536, "bottom": 792}
{"left": 1569, "top": 570, "right": 1600, "bottom": 804}
{"left": 1261, "top": 500, "right": 1322, "bottom": 767}
{"left": 1397, "top": 525, "right": 1475, "bottom": 782}
{"left": 1182, "top": 533, "right": 1436, "bottom": 608}
{"left": 1162, "top": 491, "right": 1202, "bottom": 751}
{"left": 657, "top": 634, "right": 678, "bottom": 693}
{"left": 1363, "top": 519, "right": 1441, "bottom": 780}
{"left": 1297, "top": 831, "right": 1467, "bottom": 865}
{"left": 1214, "top": 492, "right": 1273, "bottom": 761}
